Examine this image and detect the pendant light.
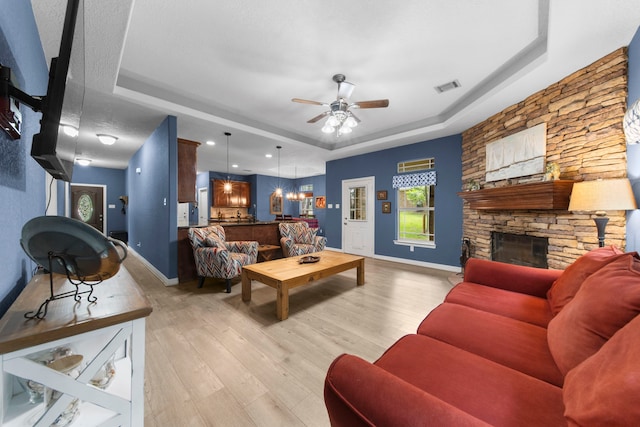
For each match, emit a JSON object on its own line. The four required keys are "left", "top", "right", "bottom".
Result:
{"left": 223, "top": 132, "right": 232, "bottom": 194}
{"left": 286, "top": 167, "right": 306, "bottom": 201}
{"left": 275, "top": 146, "right": 282, "bottom": 196}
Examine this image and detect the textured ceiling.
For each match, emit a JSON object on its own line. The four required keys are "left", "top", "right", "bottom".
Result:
{"left": 31, "top": 0, "right": 640, "bottom": 178}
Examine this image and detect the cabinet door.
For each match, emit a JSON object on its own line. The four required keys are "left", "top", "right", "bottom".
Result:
{"left": 212, "top": 180, "right": 251, "bottom": 207}
{"left": 177, "top": 139, "right": 199, "bottom": 203}
{"left": 212, "top": 180, "right": 230, "bottom": 207}
{"left": 238, "top": 182, "right": 251, "bottom": 207}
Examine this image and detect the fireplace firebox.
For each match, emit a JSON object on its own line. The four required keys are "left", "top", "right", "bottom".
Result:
{"left": 491, "top": 232, "right": 548, "bottom": 268}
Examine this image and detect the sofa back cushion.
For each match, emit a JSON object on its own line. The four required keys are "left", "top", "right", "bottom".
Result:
{"left": 547, "top": 254, "right": 640, "bottom": 375}
{"left": 546, "top": 245, "right": 625, "bottom": 316}
{"left": 563, "top": 313, "right": 640, "bottom": 426}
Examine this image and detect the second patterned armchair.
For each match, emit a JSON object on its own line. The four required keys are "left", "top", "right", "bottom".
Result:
{"left": 279, "top": 222, "right": 326, "bottom": 257}
{"left": 187, "top": 225, "right": 258, "bottom": 292}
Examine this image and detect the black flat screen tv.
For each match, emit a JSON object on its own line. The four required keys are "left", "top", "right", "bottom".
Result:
{"left": 30, "top": 0, "right": 84, "bottom": 182}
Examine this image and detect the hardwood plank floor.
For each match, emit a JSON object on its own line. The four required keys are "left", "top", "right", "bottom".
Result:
{"left": 125, "top": 253, "right": 456, "bottom": 426}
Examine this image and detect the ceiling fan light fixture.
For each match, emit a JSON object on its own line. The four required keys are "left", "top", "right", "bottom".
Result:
{"left": 338, "top": 125, "right": 352, "bottom": 135}
{"left": 326, "top": 116, "right": 340, "bottom": 127}
{"left": 344, "top": 116, "right": 358, "bottom": 128}
{"left": 321, "top": 124, "right": 335, "bottom": 133}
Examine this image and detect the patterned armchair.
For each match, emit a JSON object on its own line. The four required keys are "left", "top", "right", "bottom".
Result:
{"left": 187, "top": 225, "right": 258, "bottom": 292}
{"left": 279, "top": 222, "right": 326, "bottom": 257}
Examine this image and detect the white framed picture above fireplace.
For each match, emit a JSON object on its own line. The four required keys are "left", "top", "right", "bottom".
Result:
{"left": 485, "top": 123, "right": 547, "bottom": 182}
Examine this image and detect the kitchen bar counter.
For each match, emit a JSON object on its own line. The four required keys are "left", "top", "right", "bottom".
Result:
{"left": 178, "top": 221, "right": 285, "bottom": 283}
{"left": 179, "top": 220, "right": 286, "bottom": 229}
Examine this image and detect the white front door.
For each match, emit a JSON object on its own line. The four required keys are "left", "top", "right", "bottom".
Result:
{"left": 341, "top": 177, "right": 375, "bottom": 257}
{"left": 198, "top": 187, "right": 208, "bottom": 226}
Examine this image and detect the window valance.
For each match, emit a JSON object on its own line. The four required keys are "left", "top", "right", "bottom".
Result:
{"left": 392, "top": 171, "right": 437, "bottom": 189}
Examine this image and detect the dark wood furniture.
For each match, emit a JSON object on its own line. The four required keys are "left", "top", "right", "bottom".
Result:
{"left": 457, "top": 180, "right": 575, "bottom": 210}
{"left": 257, "top": 244, "right": 281, "bottom": 262}
{"left": 212, "top": 179, "right": 251, "bottom": 208}
{"left": 177, "top": 138, "right": 200, "bottom": 203}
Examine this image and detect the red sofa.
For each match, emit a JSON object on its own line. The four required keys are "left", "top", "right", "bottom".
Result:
{"left": 324, "top": 246, "right": 640, "bottom": 426}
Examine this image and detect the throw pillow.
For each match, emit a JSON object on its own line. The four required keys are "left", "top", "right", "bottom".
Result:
{"left": 204, "top": 234, "right": 224, "bottom": 248}
{"left": 547, "top": 254, "right": 640, "bottom": 375}
{"left": 563, "top": 314, "right": 640, "bottom": 426}
{"left": 546, "top": 245, "right": 625, "bottom": 316}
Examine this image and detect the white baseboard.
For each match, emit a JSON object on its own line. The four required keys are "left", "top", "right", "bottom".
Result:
{"left": 325, "top": 246, "right": 460, "bottom": 273}
{"left": 373, "top": 254, "right": 461, "bottom": 273}
{"left": 127, "top": 248, "right": 179, "bottom": 286}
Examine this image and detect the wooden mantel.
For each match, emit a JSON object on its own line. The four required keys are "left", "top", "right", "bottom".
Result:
{"left": 457, "top": 180, "right": 575, "bottom": 210}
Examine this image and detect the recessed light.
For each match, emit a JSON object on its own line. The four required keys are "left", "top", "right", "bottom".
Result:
{"left": 232, "top": 164, "right": 238, "bottom": 168}
{"left": 97, "top": 134, "right": 118, "bottom": 145}
{"left": 206, "top": 140, "right": 215, "bottom": 146}
{"left": 62, "top": 125, "right": 78, "bottom": 137}
{"left": 75, "top": 158, "right": 91, "bottom": 166}
{"left": 265, "top": 154, "right": 272, "bottom": 158}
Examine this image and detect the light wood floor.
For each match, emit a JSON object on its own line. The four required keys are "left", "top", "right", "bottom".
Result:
{"left": 125, "top": 253, "right": 456, "bottom": 426}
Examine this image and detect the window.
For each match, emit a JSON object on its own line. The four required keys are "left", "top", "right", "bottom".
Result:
{"left": 299, "top": 184, "right": 314, "bottom": 216}
{"left": 397, "top": 185, "right": 435, "bottom": 244}
{"left": 392, "top": 168, "right": 437, "bottom": 248}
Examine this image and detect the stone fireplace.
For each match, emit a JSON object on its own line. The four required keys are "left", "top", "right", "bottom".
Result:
{"left": 491, "top": 232, "right": 548, "bottom": 268}
{"left": 460, "top": 48, "right": 629, "bottom": 269}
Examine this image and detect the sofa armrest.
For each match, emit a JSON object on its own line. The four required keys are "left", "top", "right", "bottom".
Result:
{"left": 464, "top": 258, "right": 562, "bottom": 298}
{"left": 324, "top": 354, "right": 491, "bottom": 427}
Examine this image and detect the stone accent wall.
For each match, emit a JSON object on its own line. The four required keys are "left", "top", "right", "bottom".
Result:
{"left": 461, "top": 48, "right": 629, "bottom": 269}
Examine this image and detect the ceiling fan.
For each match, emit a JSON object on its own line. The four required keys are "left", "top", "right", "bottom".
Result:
{"left": 292, "top": 74, "right": 389, "bottom": 136}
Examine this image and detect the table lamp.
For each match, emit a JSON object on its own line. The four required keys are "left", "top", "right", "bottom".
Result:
{"left": 568, "top": 178, "right": 637, "bottom": 247}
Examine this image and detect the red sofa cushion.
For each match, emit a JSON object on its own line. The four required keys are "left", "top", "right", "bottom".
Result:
{"left": 463, "top": 258, "right": 561, "bottom": 297}
{"left": 324, "top": 353, "right": 492, "bottom": 427}
{"left": 547, "top": 254, "right": 640, "bottom": 375}
{"left": 563, "top": 314, "right": 640, "bottom": 426}
{"left": 417, "top": 303, "right": 563, "bottom": 386}
{"left": 445, "top": 282, "right": 552, "bottom": 327}
{"left": 374, "top": 334, "right": 566, "bottom": 427}
{"left": 546, "top": 245, "right": 625, "bottom": 316}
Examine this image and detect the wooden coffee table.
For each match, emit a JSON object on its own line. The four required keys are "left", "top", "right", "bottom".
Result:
{"left": 241, "top": 250, "right": 365, "bottom": 320}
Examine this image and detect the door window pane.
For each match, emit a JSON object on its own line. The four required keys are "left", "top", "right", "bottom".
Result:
{"left": 349, "top": 186, "right": 367, "bottom": 220}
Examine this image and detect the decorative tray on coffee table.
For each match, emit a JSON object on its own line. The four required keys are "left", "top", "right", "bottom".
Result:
{"left": 299, "top": 255, "right": 320, "bottom": 264}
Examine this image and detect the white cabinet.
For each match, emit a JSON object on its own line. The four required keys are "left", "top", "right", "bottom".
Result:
{"left": 0, "top": 267, "right": 151, "bottom": 426}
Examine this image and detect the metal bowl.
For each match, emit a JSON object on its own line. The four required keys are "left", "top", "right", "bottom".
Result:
{"left": 21, "top": 216, "right": 127, "bottom": 281}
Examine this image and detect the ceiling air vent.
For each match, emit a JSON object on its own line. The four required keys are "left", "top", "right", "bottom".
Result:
{"left": 434, "top": 79, "right": 461, "bottom": 93}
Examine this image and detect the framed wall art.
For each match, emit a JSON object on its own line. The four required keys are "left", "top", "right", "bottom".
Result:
{"left": 315, "top": 196, "right": 326, "bottom": 209}
{"left": 377, "top": 190, "right": 388, "bottom": 200}
{"left": 270, "top": 192, "right": 283, "bottom": 215}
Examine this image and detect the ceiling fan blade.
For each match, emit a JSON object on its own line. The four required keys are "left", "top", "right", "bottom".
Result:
{"left": 352, "top": 99, "right": 389, "bottom": 109}
{"left": 307, "top": 111, "right": 329, "bottom": 123}
{"left": 337, "top": 81, "right": 355, "bottom": 99}
{"left": 292, "top": 98, "right": 326, "bottom": 106}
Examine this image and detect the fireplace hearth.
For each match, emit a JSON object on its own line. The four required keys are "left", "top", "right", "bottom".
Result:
{"left": 491, "top": 232, "right": 548, "bottom": 268}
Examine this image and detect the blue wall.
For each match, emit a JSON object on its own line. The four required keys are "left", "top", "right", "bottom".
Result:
{"left": 627, "top": 26, "right": 640, "bottom": 252}
{"left": 72, "top": 166, "right": 127, "bottom": 236}
{"left": 127, "top": 116, "right": 178, "bottom": 279}
{"left": 326, "top": 134, "right": 463, "bottom": 267}
{"left": 0, "top": 1, "right": 49, "bottom": 315}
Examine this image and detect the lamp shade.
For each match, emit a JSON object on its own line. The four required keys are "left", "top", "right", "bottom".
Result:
{"left": 568, "top": 178, "right": 637, "bottom": 213}
{"left": 624, "top": 98, "right": 640, "bottom": 145}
